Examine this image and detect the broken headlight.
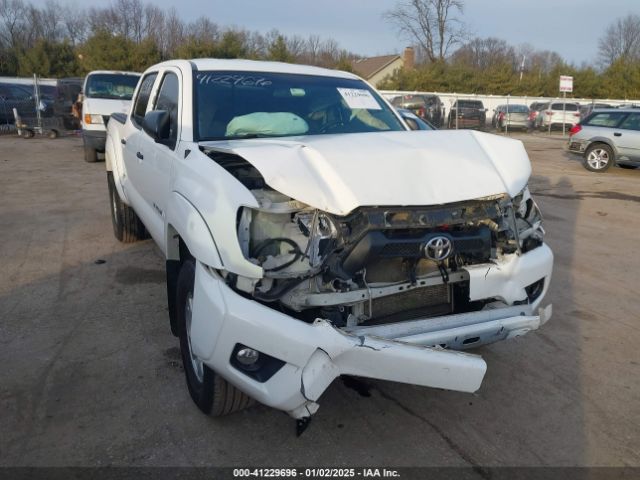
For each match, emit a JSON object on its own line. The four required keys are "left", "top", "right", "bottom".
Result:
{"left": 237, "top": 191, "right": 340, "bottom": 279}
{"left": 512, "top": 186, "right": 544, "bottom": 252}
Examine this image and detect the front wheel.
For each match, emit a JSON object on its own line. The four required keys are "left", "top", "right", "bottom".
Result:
{"left": 176, "top": 259, "right": 254, "bottom": 416}
{"left": 583, "top": 144, "right": 614, "bottom": 172}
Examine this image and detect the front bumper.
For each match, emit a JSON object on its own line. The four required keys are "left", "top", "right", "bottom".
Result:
{"left": 568, "top": 140, "right": 587, "bottom": 154}
{"left": 82, "top": 129, "right": 106, "bottom": 152}
{"left": 189, "top": 244, "right": 553, "bottom": 418}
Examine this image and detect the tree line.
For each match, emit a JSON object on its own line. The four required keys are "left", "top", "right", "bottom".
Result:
{"left": 382, "top": 1, "right": 640, "bottom": 99}
{"left": 0, "top": 0, "right": 356, "bottom": 77}
{"left": 1, "top": 0, "right": 640, "bottom": 100}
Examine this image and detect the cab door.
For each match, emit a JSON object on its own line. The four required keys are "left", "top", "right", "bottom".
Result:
{"left": 121, "top": 72, "right": 159, "bottom": 230}
{"left": 615, "top": 112, "right": 640, "bottom": 161}
{"left": 135, "top": 69, "right": 182, "bottom": 250}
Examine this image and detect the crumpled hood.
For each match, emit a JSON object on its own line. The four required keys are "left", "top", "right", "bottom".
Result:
{"left": 200, "top": 130, "right": 531, "bottom": 215}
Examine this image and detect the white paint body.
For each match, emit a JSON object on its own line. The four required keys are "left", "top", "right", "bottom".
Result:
{"left": 105, "top": 59, "right": 554, "bottom": 418}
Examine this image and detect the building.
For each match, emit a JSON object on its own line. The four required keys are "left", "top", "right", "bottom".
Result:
{"left": 351, "top": 47, "right": 415, "bottom": 87}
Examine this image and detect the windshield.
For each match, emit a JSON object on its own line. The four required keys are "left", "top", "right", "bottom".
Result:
{"left": 194, "top": 71, "right": 405, "bottom": 141}
{"left": 85, "top": 73, "right": 140, "bottom": 100}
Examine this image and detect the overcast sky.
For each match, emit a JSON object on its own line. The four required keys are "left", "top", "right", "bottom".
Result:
{"left": 46, "top": 0, "right": 637, "bottom": 65}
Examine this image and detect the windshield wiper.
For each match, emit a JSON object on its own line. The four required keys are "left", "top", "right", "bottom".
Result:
{"left": 206, "top": 133, "right": 285, "bottom": 141}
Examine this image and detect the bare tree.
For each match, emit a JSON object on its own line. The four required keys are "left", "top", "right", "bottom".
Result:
{"left": 163, "top": 7, "right": 184, "bottom": 57}
{"left": 61, "top": 6, "right": 87, "bottom": 45}
{"left": 452, "top": 37, "right": 515, "bottom": 70}
{"left": 384, "top": 0, "right": 466, "bottom": 63}
{"left": 0, "top": 0, "right": 26, "bottom": 48}
{"left": 142, "top": 4, "right": 164, "bottom": 46}
{"left": 598, "top": 14, "right": 640, "bottom": 67}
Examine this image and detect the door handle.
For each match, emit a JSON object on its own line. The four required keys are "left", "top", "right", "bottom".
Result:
{"left": 136, "top": 152, "right": 144, "bottom": 160}
{"left": 614, "top": 132, "right": 622, "bottom": 137}
{"left": 121, "top": 138, "right": 127, "bottom": 145}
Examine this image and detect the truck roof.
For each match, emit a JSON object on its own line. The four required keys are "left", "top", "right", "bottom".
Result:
{"left": 150, "top": 58, "right": 361, "bottom": 80}
{"left": 85, "top": 70, "right": 141, "bottom": 77}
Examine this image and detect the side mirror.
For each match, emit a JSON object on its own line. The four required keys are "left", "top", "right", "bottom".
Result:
{"left": 142, "top": 110, "right": 170, "bottom": 143}
{"left": 404, "top": 117, "right": 420, "bottom": 131}
{"left": 398, "top": 111, "right": 420, "bottom": 130}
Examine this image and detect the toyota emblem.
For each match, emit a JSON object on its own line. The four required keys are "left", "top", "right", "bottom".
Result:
{"left": 424, "top": 236, "right": 453, "bottom": 261}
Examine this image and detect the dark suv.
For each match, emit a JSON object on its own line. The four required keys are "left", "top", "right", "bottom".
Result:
{"left": 391, "top": 94, "right": 443, "bottom": 127}
{"left": 447, "top": 100, "right": 486, "bottom": 129}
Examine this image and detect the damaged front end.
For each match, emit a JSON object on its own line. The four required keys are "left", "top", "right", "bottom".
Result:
{"left": 196, "top": 143, "right": 552, "bottom": 419}
{"left": 231, "top": 183, "right": 546, "bottom": 332}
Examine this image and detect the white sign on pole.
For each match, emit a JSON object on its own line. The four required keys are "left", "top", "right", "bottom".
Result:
{"left": 559, "top": 75, "right": 573, "bottom": 93}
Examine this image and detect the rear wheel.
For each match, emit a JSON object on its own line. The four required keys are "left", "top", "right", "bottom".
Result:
{"left": 583, "top": 144, "right": 614, "bottom": 172}
{"left": 107, "top": 172, "right": 148, "bottom": 242}
{"left": 176, "top": 259, "right": 254, "bottom": 416}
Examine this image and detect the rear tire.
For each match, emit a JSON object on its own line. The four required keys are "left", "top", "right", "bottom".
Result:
{"left": 583, "top": 144, "right": 614, "bottom": 172}
{"left": 84, "top": 145, "right": 98, "bottom": 163}
{"left": 107, "top": 172, "right": 148, "bottom": 242}
{"left": 176, "top": 259, "right": 254, "bottom": 416}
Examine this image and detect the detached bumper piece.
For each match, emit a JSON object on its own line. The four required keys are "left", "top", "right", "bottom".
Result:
{"left": 344, "top": 303, "right": 552, "bottom": 349}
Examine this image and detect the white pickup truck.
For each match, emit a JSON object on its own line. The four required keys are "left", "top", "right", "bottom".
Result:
{"left": 105, "top": 59, "right": 553, "bottom": 426}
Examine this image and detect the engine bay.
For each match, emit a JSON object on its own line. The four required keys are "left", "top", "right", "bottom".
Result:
{"left": 204, "top": 147, "right": 545, "bottom": 327}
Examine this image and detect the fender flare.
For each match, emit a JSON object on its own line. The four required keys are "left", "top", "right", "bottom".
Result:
{"left": 586, "top": 137, "right": 617, "bottom": 156}
{"left": 165, "top": 192, "right": 223, "bottom": 269}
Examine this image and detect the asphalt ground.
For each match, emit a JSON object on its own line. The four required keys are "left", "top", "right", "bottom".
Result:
{"left": 0, "top": 131, "right": 639, "bottom": 468}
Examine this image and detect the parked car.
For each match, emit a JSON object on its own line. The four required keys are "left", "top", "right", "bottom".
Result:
{"left": 105, "top": 59, "right": 552, "bottom": 424}
{"left": 579, "top": 103, "right": 615, "bottom": 120}
{"left": 568, "top": 108, "right": 640, "bottom": 172}
{"left": 447, "top": 100, "right": 486, "bottom": 129}
{"left": 527, "top": 101, "right": 547, "bottom": 129}
{"left": 0, "top": 76, "right": 82, "bottom": 129}
{"left": 491, "top": 104, "right": 530, "bottom": 131}
{"left": 391, "top": 94, "right": 443, "bottom": 127}
{"left": 0, "top": 83, "right": 37, "bottom": 124}
{"left": 81, "top": 70, "right": 140, "bottom": 162}
{"left": 396, "top": 108, "right": 436, "bottom": 130}
{"left": 534, "top": 101, "right": 581, "bottom": 130}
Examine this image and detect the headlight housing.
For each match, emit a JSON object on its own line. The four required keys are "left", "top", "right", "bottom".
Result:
{"left": 512, "top": 186, "right": 544, "bottom": 252}
{"left": 84, "top": 113, "right": 104, "bottom": 125}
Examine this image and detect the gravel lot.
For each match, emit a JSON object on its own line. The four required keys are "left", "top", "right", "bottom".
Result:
{"left": 0, "top": 132, "right": 639, "bottom": 468}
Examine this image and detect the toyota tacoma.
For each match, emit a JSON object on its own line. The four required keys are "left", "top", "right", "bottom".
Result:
{"left": 105, "top": 59, "right": 553, "bottom": 425}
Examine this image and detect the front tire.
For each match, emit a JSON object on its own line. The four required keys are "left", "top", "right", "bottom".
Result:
{"left": 583, "top": 144, "right": 614, "bottom": 172}
{"left": 176, "top": 259, "right": 254, "bottom": 416}
{"left": 107, "top": 172, "right": 148, "bottom": 242}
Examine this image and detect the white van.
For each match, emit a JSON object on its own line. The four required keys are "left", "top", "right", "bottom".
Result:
{"left": 81, "top": 70, "right": 140, "bottom": 162}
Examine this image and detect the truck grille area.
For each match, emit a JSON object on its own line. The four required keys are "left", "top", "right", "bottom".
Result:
{"left": 364, "top": 283, "right": 451, "bottom": 324}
